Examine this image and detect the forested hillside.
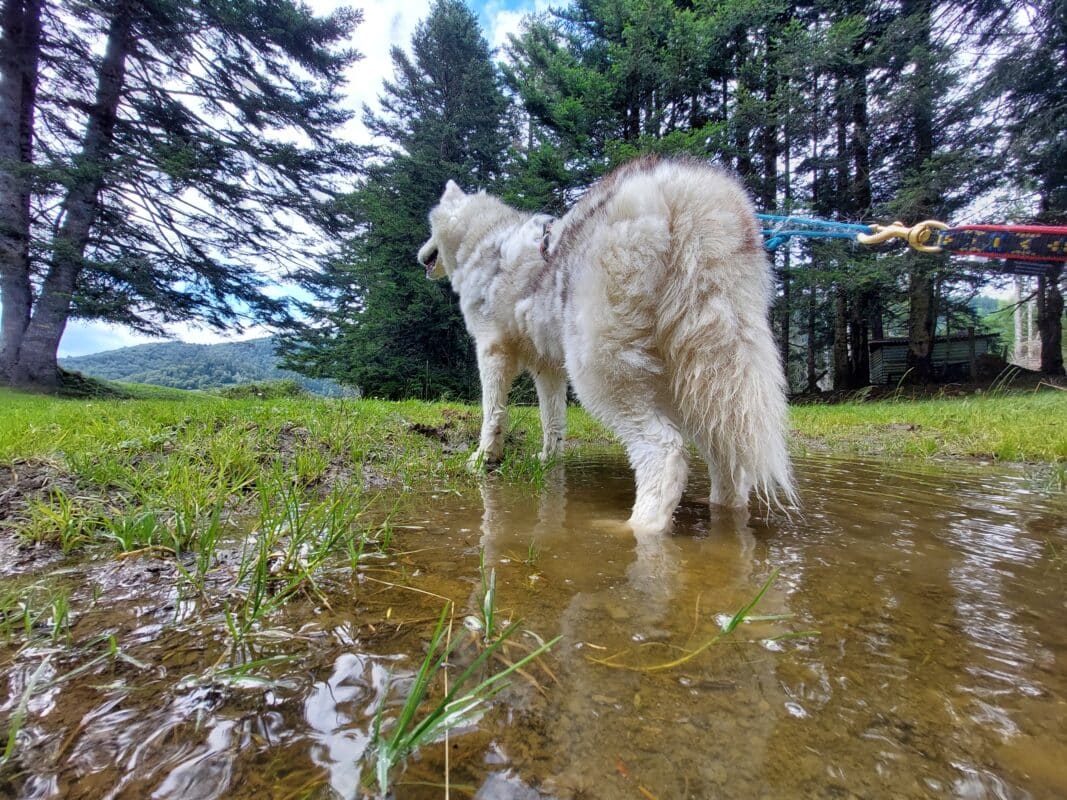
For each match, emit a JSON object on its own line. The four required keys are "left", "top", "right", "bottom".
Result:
{"left": 59, "top": 338, "right": 351, "bottom": 397}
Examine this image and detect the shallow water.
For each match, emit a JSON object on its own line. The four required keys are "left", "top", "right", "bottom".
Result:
{"left": 3, "top": 455, "right": 1067, "bottom": 799}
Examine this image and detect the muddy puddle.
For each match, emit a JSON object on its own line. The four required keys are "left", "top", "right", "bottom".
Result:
{"left": 2, "top": 454, "right": 1066, "bottom": 799}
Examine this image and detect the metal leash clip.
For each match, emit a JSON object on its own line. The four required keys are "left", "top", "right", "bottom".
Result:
{"left": 857, "top": 220, "right": 949, "bottom": 253}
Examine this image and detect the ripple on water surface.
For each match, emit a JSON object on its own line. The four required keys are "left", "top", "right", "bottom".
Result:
{"left": 2, "top": 454, "right": 1066, "bottom": 799}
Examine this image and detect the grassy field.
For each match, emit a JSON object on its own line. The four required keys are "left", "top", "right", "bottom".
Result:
{"left": 0, "top": 387, "right": 612, "bottom": 553}
{"left": 791, "top": 390, "right": 1067, "bottom": 462}
{"left": 1, "top": 385, "right": 1064, "bottom": 555}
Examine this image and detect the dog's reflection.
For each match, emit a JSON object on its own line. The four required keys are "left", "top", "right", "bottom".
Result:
{"left": 471, "top": 466, "right": 781, "bottom": 798}
{"left": 478, "top": 463, "right": 569, "bottom": 547}
{"left": 474, "top": 463, "right": 760, "bottom": 638}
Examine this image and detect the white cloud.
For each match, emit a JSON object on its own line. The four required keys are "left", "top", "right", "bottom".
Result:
{"left": 488, "top": 9, "right": 525, "bottom": 51}
{"left": 481, "top": 0, "right": 553, "bottom": 53}
{"left": 309, "top": 0, "right": 433, "bottom": 144}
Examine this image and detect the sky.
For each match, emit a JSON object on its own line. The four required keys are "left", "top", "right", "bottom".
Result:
{"left": 59, "top": 0, "right": 550, "bottom": 358}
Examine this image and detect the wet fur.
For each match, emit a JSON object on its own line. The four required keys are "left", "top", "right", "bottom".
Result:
{"left": 418, "top": 156, "right": 795, "bottom": 533}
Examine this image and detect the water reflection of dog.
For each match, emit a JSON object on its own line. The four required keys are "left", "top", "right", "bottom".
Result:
{"left": 476, "top": 464, "right": 568, "bottom": 558}
{"left": 474, "top": 466, "right": 760, "bottom": 632}
{"left": 550, "top": 510, "right": 782, "bottom": 798}
{"left": 475, "top": 462, "right": 685, "bottom": 628}
{"left": 473, "top": 468, "right": 785, "bottom": 798}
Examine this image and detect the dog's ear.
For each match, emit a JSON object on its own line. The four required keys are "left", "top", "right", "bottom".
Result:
{"left": 441, "top": 179, "right": 465, "bottom": 202}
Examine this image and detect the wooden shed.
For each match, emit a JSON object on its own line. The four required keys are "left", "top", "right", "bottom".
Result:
{"left": 869, "top": 333, "right": 1000, "bottom": 384}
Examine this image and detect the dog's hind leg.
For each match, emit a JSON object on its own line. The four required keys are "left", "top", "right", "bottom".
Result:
{"left": 469, "top": 341, "right": 517, "bottom": 469}
{"left": 623, "top": 410, "right": 689, "bottom": 534}
{"left": 699, "top": 438, "right": 752, "bottom": 509}
{"left": 533, "top": 366, "right": 567, "bottom": 462}
{"left": 574, "top": 368, "right": 688, "bottom": 533}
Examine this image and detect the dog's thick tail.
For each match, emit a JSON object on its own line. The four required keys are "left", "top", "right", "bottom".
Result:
{"left": 654, "top": 176, "right": 796, "bottom": 510}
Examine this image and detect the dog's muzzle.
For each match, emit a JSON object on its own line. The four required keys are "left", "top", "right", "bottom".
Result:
{"left": 418, "top": 242, "right": 440, "bottom": 278}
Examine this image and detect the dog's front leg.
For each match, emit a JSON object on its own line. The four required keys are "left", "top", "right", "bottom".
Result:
{"left": 469, "top": 342, "right": 516, "bottom": 470}
{"left": 533, "top": 367, "right": 567, "bottom": 462}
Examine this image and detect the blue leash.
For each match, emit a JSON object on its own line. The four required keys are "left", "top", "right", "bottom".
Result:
{"left": 757, "top": 213, "right": 874, "bottom": 251}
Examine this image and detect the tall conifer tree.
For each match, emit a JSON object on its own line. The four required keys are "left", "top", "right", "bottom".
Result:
{"left": 984, "top": 0, "right": 1065, "bottom": 374}
{"left": 0, "top": 0, "right": 361, "bottom": 390}
{"left": 281, "top": 0, "right": 512, "bottom": 399}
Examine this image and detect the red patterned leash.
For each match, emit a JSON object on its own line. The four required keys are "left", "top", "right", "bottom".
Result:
{"left": 857, "top": 220, "right": 1067, "bottom": 262}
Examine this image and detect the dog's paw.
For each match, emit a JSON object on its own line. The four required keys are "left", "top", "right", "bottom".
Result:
{"left": 587, "top": 517, "right": 634, "bottom": 536}
{"left": 626, "top": 511, "right": 674, "bottom": 536}
{"left": 708, "top": 492, "right": 749, "bottom": 511}
{"left": 466, "top": 449, "right": 487, "bottom": 472}
{"left": 466, "top": 448, "right": 502, "bottom": 472}
{"left": 536, "top": 449, "right": 564, "bottom": 466}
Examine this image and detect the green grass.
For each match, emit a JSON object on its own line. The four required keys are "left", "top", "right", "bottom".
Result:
{"left": 370, "top": 604, "right": 560, "bottom": 796}
{"left": 789, "top": 391, "right": 1067, "bottom": 462}
{"left": 0, "top": 388, "right": 616, "bottom": 554}
{"left": 1, "top": 386, "right": 1063, "bottom": 555}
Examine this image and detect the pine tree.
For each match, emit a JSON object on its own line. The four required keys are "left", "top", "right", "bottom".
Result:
{"left": 868, "top": 0, "right": 996, "bottom": 381}
{"left": 279, "top": 0, "right": 512, "bottom": 400}
{"left": 0, "top": 0, "right": 361, "bottom": 390}
{"left": 502, "top": 0, "right": 737, "bottom": 190}
{"left": 985, "top": 0, "right": 1065, "bottom": 374}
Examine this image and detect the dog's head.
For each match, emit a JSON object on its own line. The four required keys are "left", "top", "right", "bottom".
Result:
{"left": 418, "top": 179, "right": 469, "bottom": 280}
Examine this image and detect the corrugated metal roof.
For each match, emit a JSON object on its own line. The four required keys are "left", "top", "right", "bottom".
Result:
{"left": 870, "top": 333, "right": 999, "bottom": 349}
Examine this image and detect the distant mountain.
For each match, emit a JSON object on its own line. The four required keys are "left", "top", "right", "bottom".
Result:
{"left": 59, "top": 337, "right": 353, "bottom": 397}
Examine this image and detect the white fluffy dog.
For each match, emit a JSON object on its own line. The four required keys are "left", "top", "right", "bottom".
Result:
{"left": 417, "top": 156, "right": 795, "bottom": 533}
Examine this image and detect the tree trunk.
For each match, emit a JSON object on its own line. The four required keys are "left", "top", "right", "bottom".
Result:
{"left": 1013, "top": 276, "right": 1026, "bottom": 363}
{"left": 833, "top": 288, "right": 849, "bottom": 389}
{"left": 1036, "top": 265, "right": 1065, "bottom": 376}
{"left": 850, "top": 41, "right": 872, "bottom": 214}
{"left": 834, "top": 71, "right": 850, "bottom": 210}
{"left": 759, "top": 34, "right": 778, "bottom": 214}
{"left": 0, "top": 0, "right": 41, "bottom": 384}
{"left": 906, "top": 260, "right": 936, "bottom": 382}
{"left": 780, "top": 250, "right": 791, "bottom": 388}
{"left": 12, "top": 4, "right": 130, "bottom": 389}
{"left": 869, "top": 295, "right": 884, "bottom": 340}
{"left": 848, "top": 293, "right": 870, "bottom": 387}
{"left": 903, "top": 0, "right": 939, "bottom": 385}
{"left": 757, "top": 53, "right": 786, "bottom": 386}
{"left": 733, "top": 32, "right": 753, "bottom": 183}
{"left": 806, "top": 282, "right": 818, "bottom": 393}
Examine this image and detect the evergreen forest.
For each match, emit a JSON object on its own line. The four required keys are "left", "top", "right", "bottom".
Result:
{"left": 1, "top": 0, "right": 1064, "bottom": 398}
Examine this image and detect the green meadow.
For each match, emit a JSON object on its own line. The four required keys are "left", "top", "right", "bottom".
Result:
{"left": 790, "top": 391, "right": 1067, "bottom": 463}
{"left": 1, "top": 385, "right": 1063, "bottom": 555}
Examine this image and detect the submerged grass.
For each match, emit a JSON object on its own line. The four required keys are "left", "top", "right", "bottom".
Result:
{"left": 370, "top": 604, "right": 560, "bottom": 796}
{"left": 589, "top": 569, "right": 819, "bottom": 672}
{"left": 221, "top": 475, "right": 372, "bottom": 647}
{"left": 0, "top": 581, "right": 70, "bottom": 644}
